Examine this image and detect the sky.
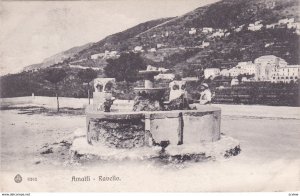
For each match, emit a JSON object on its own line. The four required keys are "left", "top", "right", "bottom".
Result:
{"left": 0, "top": 0, "right": 219, "bottom": 75}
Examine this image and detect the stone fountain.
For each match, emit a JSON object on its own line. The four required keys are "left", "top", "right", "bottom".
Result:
{"left": 70, "top": 66, "right": 240, "bottom": 162}
{"left": 133, "top": 65, "right": 167, "bottom": 111}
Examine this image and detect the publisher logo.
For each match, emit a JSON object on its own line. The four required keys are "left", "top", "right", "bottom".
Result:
{"left": 14, "top": 174, "right": 22, "bottom": 183}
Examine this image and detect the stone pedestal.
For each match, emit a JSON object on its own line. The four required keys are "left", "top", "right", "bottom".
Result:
{"left": 92, "top": 78, "right": 115, "bottom": 111}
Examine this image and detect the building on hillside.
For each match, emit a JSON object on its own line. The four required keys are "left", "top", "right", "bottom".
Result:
{"left": 265, "top": 42, "right": 274, "bottom": 48}
{"left": 204, "top": 68, "right": 220, "bottom": 79}
{"left": 287, "top": 22, "right": 300, "bottom": 29}
{"left": 271, "top": 65, "right": 300, "bottom": 83}
{"left": 278, "top": 18, "right": 295, "bottom": 25}
{"left": 103, "top": 50, "right": 119, "bottom": 59}
{"left": 236, "top": 61, "right": 257, "bottom": 75}
{"left": 211, "top": 31, "right": 225, "bottom": 38}
{"left": 254, "top": 55, "right": 288, "bottom": 81}
{"left": 157, "top": 67, "right": 169, "bottom": 73}
{"left": 202, "top": 27, "right": 213, "bottom": 33}
{"left": 91, "top": 53, "right": 105, "bottom": 60}
{"left": 234, "top": 25, "right": 244, "bottom": 32}
{"left": 248, "top": 23, "right": 263, "bottom": 31}
{"left": 200, "top": 41, "right": 210, "bottom": 48}
{"left": 231, "top": 78, "right": 239, "bottom": 86}
{"left": 134, "top": 46, "right": 143, "bottom": 52}
{"left": 157, "top": 43, "right": 164, "bottom": 48}
{"left": 189, "top": 28, "right": 197, "bottom": 35}
{"left": 145, "top": 65, "right": 169, "bottom": 73}
{"left": 149, "top": 48, "right": 157, "bottom": 52}
{"left": 266, "top": 23, "right": 277, "bottom": 29}
{"left": 241, "top": 77, "right": 249, "bottom": 82}
{"left": 220, "top": 69, "right": 230, "bottom": 77}
{"left": 228, "top": 67, "right": 246, "bottom": 77}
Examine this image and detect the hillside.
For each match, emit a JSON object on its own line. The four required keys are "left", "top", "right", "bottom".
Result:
{"left": 1, "top": 0, "right": 300, "bottom": 98}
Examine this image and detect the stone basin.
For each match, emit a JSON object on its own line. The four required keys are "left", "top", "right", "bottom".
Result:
{"left": 86, "top": 104, "right": 221, "bottom": 149}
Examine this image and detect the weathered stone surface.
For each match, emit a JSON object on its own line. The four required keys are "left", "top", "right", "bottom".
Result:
{"left": 89, "top": 118, "right": 145, "bottom": 149}
{"left": 133, "top": 95, "right": 164, "bottom": 111}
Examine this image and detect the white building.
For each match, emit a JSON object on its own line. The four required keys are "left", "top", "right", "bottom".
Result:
{"left": 211, "top": 31, "right": 225, "bottom": 38}
{"left": 254, "top": 55, "right": 288, "bottom": 81}
{"left": 91, "top": 53, "right": 105, "bottom": 60}
{"left": 271, "top": 65, "right": 300, "bottom": 83}
{"left": 264, "top": 42, "right": 274, "bottom": 48}
{"left": 200, "top": 41, "right": 210, "bottom": 48}
{"left": 102, "top": 50, "right": 119, "bottom": 59}
{"left": 228, "top": 67, "right": 246, "bottom": 77}
{"left": 248, "top": 23, "right": 263, "bottom": 31}
{"left": 146, "top": 65, "right": 169, "bottom": 73}
{"left": 236, "top": 61, "right": 257, "bottom": 75}
{"left": 220, "top": 69, "right": 230, "bottom": 77}
{"left": 202, "top": 27, "right": 213, "bottom": 33}
{"left": 241, "top": 77, "right": 249, "bottom": 82}
{"left": 157, "top": 43, "right": 164, "bottom": 48}
{"left": 149, "top": 48, "right": 157, "bottom": 52}
{"left": 134, "top": 46, "right": 143, "bottom": 52}
{"left": 204, "top": 68, "right": 220, "bottom": 79}
{"left": 189, "top": 28, "right": 197, "bottom": 35}
{"left": 278, "top": 18, "right": 295, "bottom": 25}
{"left": 157, "top": 67, "right": 169, "bottom": 73}
{"left": 266, "top": 23, "right": 277, "bottom": 29}
{"left": 234, "top": 25, "right": 244, "bottom": 32}
{"left": 231, "top": 78, "right": 239, "bottom": 86}
{"left": 287, "top": 22, "right": 300, "bottom": 29}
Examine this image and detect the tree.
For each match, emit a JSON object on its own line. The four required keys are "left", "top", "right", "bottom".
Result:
{"left": 44, "top": 68, "right": 67, "bottom": 112}
{"left": 77, "top": 68, "right": 98, "bottom": 104}
{"left": 104, "top": 52, "right": 146, "bottom": 82}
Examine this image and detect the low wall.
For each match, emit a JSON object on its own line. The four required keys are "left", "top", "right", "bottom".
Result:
{"left": 0, "top": 96, "right": 134, "bottom": 110}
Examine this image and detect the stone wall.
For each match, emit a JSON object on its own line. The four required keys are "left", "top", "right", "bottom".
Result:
{"left": 87, "top": 113, "right": 146, "bottom": 149}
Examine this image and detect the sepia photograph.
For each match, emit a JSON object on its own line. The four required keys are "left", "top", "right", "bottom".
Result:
{"left": 0, "top": 0, "right": 299, "bottom": 193}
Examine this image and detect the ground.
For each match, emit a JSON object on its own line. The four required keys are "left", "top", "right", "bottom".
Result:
{"left": 0, "top": 103, "right": 299, "bottom": 192}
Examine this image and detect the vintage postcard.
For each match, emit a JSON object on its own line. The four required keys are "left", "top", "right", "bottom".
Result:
{"left": 0, "top": 0, "right": 299, "bottom": 193}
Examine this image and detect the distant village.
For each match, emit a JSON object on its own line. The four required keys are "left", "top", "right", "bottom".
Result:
{"left": 92, "top": 53, "right": 300, "bottom": 85}
{"left": 84, "top": 16, "right": 300, "bottom": 87}
{"left": 204, "top": 55, "right": 300, "bottom": 85}
{"left": 88, "top": 17, "right": 300, "bottom": 58}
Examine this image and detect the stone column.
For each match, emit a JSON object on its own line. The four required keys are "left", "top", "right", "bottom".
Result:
{"left": 145, "top": 79, "right": 154, "bottom": 88}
